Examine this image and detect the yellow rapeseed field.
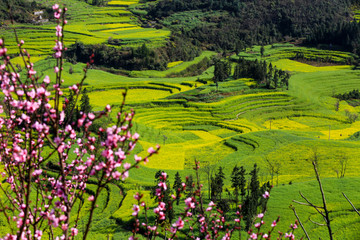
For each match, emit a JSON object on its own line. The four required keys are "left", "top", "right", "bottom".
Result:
{"left": 108, "top": 0, "right": 139, "bottom": 5}
{"left": 272, "top": 59, "right": 350, "bottom": 72}
{"left": 88, "top": 89, "right": 172, "bottom": 106}
{"left": 263, "top": 118, "right": 309, "bottom": 130}
{"left": 167, "top": 61, "right": 183, "bottom": 68}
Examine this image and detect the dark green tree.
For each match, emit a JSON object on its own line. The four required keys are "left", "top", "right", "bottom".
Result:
{"left": 173, "top": 172, "right": 182, "bottom": 205}
{"left": 151, "top": 170, "right": 175, "bottom": 223}
{"left": 214, "top": 60, "right": 230, "bottom": 84}
{"left": 63, "top": 90, "right": 78, "bottom": 125}
{"left": 260, "top": 45, "right": 265, "bottom": 57}
{"left": 211, "top": 167, "right": 225, "bottom": 202}
{"left": 80, "top": 88, "right": 92, "bottom": 114}
{"left": 185, "top": 174, "right": 194, "bottom": 198}
{"left": 231, "top": 165, "right": 247, "bottom": 208}
{"left": 243, "top": 164, "right": 260, "bottom": 230}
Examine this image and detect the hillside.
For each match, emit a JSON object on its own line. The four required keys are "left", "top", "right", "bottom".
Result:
{"left": 145, "top": 0, "right": 352, "bottom": 51}
{"left": 1, "top": 0, "right": 360, "bottom": 239}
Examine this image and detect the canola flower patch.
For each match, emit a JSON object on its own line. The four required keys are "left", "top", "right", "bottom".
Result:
{"left": 139, "top": 141, "right": 185, "bottom": 170}
{"left": 167, "top": 61, "right": 183, "bottom": 68}
{"left": 272, "top": 59, "right": 350, "bottom": 72}
{"left": 108, "top": 0, "right": 139, "bottom": 5}
{"left": 319, "top": 121, "right": 360, "bottom": 140}
{"left": 112, "top": 190, "right": 153, "bottom": 221}
{"left": 101, "top": 27, "right": 141, "bottom": 33}
{"left": 263, "top": 118, "right": 309, "bottom": 130}
{"left": 88, "top": 89, "right": 172, "bottom": 106}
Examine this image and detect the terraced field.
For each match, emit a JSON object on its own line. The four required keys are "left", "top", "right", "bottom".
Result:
{"left": 1, "top": 0, "right": 170, "bottom": 55}
{"left": 4, "top": 5, "right": 360, "bottom": 235}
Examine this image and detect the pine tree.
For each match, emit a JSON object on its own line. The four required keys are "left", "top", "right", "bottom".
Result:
{"left": 173, "top": 172, "right": 182, "bottom": 205}
{"left": 185, "top": 175, "right": 194, "bottom": 198}
{"left": 211, "top": 167, "right": 225, "bottom": 202}
{"left": 231, "top": 165, "right": 240, "bottom": 206}
{"left": 151, "top": 171, "right": 175, "bottom": 223}
{"left": 80, "top": 88, "right": 92, "bottom": 114}
{"left": 239, "top": 166, "right": 246, "bottom": 201}
{"left": 244, "top": 164, "right": 260, "bottom": 230}
{"left": 260, "top": 45, "right": 265, "bottom": 57}
{"left": 63, "top": 90, "right": 77, "bottom": 125}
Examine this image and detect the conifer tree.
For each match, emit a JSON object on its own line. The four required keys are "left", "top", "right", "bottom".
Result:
{"left": 244, "top": 164, "right": 260, "bottom": 230}
{"left": 151, "top": 170, "right": 175, "bottom": 222}
{"left": 211, "top": 166, "right": 225, "bottom": 202}
{"left": 185, "top": 174, "right": 194, "bottom": 198}
{"left": 80, "top": 88, "right": 92, "bottom": 114}
{"left": 173, "top": 172, "right": 182, "bottom": 205}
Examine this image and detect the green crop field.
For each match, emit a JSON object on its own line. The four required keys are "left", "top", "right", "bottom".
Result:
{"left": 3, "top": 0, "right": 360, "bottom": 237}
{"left": 0, "top": 0, "right": 170, "bottom": 56}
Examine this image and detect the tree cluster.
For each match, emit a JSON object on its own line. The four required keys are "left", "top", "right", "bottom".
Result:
{"left": 209, "top": 164, "right": 271, "bottom": 230}
{"left": 66, "top": 36, "right": 201, "bottom": 71}
{"left": 0, "top": 0, "right": 52, "bottom": 24}
{"left": 307, "top": 20, "right": 360, "bottom": 55}
{"left": 233, "top": 58, "right": 290, "bottom": 89}
{"left": 63, "top": 88, "right": 92, "bottom": 132}
{"left": 150, "top": 164, "right": 270, "bottom": 232}
{"left": 146, "top": 0, "right": 351, "bottom": 51}
{"left": 335, "top": 89, "right": 360, "bottom": 101}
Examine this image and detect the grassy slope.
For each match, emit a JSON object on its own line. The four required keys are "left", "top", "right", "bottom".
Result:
{"left": 0, "top": 0, "right": 170, "bottom": 55}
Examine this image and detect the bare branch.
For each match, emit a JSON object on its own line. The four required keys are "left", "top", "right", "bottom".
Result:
{"left": 293, "top": 200, "right": 324, "bottom": 209}
{"left": 342, "top": 192, "right": 360, "bottom": 217}
{"left": 290, "top": 205, "right": 311, "bottom": 240}
{"left": 299, "top": 191, "right": 326, "bottom": 218}
{"left": 309, "top": 217, "right": 326, "bottom": 226}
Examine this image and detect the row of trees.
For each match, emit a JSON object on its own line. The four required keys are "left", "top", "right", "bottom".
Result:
{"left": 234, "top": 59, "right": 290, "bottom": 89}
{"left": 0, "top": 0, "right": 53, "bottom": 24}
{"left": 213, "top": 58, "right": 290, "bottom": 89}
{"left": 151, "top": 164, "right": 271, "bottom": 230}
{"left": 307, "top": 20, "right": 360, "bottom": 55}
{"left": 66, "top": 36, "right": 201, "bottom": 71}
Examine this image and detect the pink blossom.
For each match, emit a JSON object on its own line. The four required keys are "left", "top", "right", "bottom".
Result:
{"left": 54, "top": 12, "right": 61, "bottom": 19}
{"left": 173, "top": 217, "right": 184, "bottom": 229}
{"left": 290, "top": 223, "right": 298, "bottom": 229}
{"left": 158, "top": 181, "right": 167, "bottom": 190}
{"left": 132, "top": 205, "right": 140, "bottom": 216}
{"left": 271, "top": 220, "right": 277, "bottom": 228}
{"left": 134, "top": 155, "right": 142, "bottom": 163}
{"left": 71, "top": 228, "right": 78, "bottom": 236}
{"left": 250, "top": 233, "right": 258, "bottom": 239}
{"left": 123, "top": 162, "right": 131, "bottom": 170}
{"left": 32, "top": 169, "right": 42, "bottom": 177}
{"left": 88, "top": 112, "right": 95, "bottom": 120}
{"left": 134, "top": 192, "right": 142, "bottom": 200}
{"left": 262, "top": 191, "right": 270, "bottom": 199}
{"left": 54, "top": 66, "right": 59, "bottom": 73}
{"left": 285, "top": 233, "right": 295, "bottom": 239}
{"left": 88, "top": 195, "right": 94, "bottom": 202}
{"left": 148, "top": 147, "right": 156, "bottom": 154}
{"left": 52, "top": 4, "right": 59, "bottom": 10}
{"left": 257, "top": 213, "right": 264, "bottom": 219}
{"left": 262, "top": 234, "right": 269, "bottom": 239}
{"left": 43, "top": 75, "right": 50, "bottom": 84}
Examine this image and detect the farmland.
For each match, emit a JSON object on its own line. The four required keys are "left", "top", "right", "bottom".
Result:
{"left": 12, "top": 41, "right": 360, "bottom": 239}
{"left": 2, "top": 0, "right": 360, "bottom": 239}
